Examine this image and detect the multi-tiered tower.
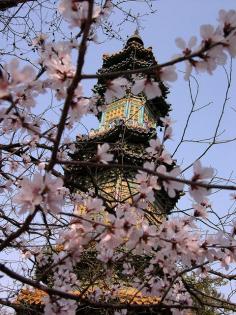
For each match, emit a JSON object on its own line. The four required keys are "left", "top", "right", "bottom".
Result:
{"left": 65, "top": 31, "right": 178, "bottom": 218}
{"left": 16, "top": 32, "right": 179, "bottom": 315}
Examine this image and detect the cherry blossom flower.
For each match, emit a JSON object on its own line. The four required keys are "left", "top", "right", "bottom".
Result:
{"left": 164, "top": 126, "right": 173, "bottom": 141}
{"left": 14, "top": 173, "right": 64, "bottom": 214}
{"left": 226, "top": 34, "right": 236, "bottom": 57}
{"left": 44, "top": 256, "right": 78, "bottom": 315}
{"left": 157, "top": 165, "right": 184, "bottom": 198}
{"left": 146, "top": 139, "right": 172, "bottom": 164}
{"left": 200, "top": 24, "right": 223, "bottom": 43}
{"left": 160, "top": 116, "right": 175, "bottom": 127}
{"left": 14, "top": 173, "right": 44, "bottom": 213}
{"left": 193, "top": 204, "right": 208, "bottom": 219}
{"left": 158, "top": 149, "right": 173, "bottom": 165}
{"left": 40, "top": 42, "right": 75, "bottom": 88}
{"left": 146, "top": 138, "right": 162, "bottom": 156}
{"left": 0, "top": 59, "right": 35, "bottom": 99}
{"left": 69, "top": 97, "right": 89, "bottom": 123}
{"left": 104, "top": 77, "right": 128, "bottom": 103}
{"left": 131, "top": 78, "right": 162, "bottom": 100}
{"left": 189, "top": 160, "right": 214, "bottom": 203}
{"left": 200, "top": 199, "right": 211, "bottom": 208}
{"left": 122, "top": 262, "right": 135, "bottom": 275}
{"left": 192, "top": 160, "right": 214, "bottom": 181}
{"left": 175, "top": 36, "right": 198, "bottom": 80}
{"left": 21, "top": 250, "right": 32, "bottom": 259}
{"left": 196, "top": 45, "right": 227, "bottom": 75}
{"left": 218, "top": 9, "right": 236, "bottom": 29}
{"left": 21, "top": 154, "right": 31, "bottom": 164}
{"left": 134, "top": 162, "right": 160, "bottom": 208}
{"left": 58, "top": 0, "right": 101, "bottom": 29}
{"left": 96, "top": 143, "right": 113, "bottom": 164}
{"left": 175, "top": 36, "right": 197, "bottom": 53}
{"left": 76, "top": 196, "right": 103, "bottom": 214}
{"left": 159, "top": 65, "right": 178, "bottom": 82}
{"left": 136, "top": 162, "right": 160, "bottom": 191}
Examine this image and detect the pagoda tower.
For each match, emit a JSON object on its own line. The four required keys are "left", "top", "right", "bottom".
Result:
{"left": 15, "top": 32, "right": 179, "bottom": 315}
{"left": 65, "top": 31, "right": 179, "bottom": 219}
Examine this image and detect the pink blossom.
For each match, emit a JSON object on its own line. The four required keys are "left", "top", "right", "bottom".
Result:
{"left": 157, "top": 165, "right": 184, "bottom": 198}
{"left": 0, "top": 59, "right": 35, "bottom": 99}
{"left": 146, "top": 139, "right": 172, "bottom": 164}
{"left": 104, "top": 77, "right": 128, "bottom": 103}
{"left": 189, "top": 160, "right": 214, "bottom": 203}
{"left": 218, "top": 9, "right": 236, "bottom": 29}
{"left": 58, "top": 0, "right": 101, "bottom": 29}
{"left": 192, "top": 160, "right": 214, "bottom": 181}
{"left": 175, "top": 36, "right": 198, "bottom": 80}
{"left": 146, "top": 138, "right": 161, "bottom": 156}
{"left": 136, "top": 162, "right": 160, "bottom": 191}
{"left": 14, "top": 173, "right": 44, "bottom": 213}
{"left": 41, "top": 42, "right": 75, "bottom": 86}
{"left": 14, "top": 173, "right": 64, "bottom": 214}
{"left": 164, "top": 126, "right": 173, "bottom": 141}
{"left": 134, "top": 162, "right": 159, "bottom": 208}
{"left": 200, "top": 24, "right": 223, "bottom": 43}
{"left": 197, "top": 45, "right": 227, "bottom": 75}
{"left": 160, "top": 116, "right": 175, "bottom": 127}
{"left": 131, "top": 78, "right": 162, "bottom": 100}
{"left": 96, "top": 143, "right": 113, "bottom": 164}
{"left": 21, "top": 250, "right": 32, "bottom": 259}
{"left": 200, "top": 199, "right": 211, "bottom": 208}
{"left": 43, "top": 174, "right": 65, "bottom": 213}
{"left": 122, "top": 262, "right": 135, "bottom": 275}
{"left": 159, "top": 65, "right": 178, "bottom": 82}
{"left": 175, "top": 36, "right": 197, "bottom": 53}
{"left": 225, "top": 33, "right": 236, "bottom": 57}
{"left": 69, "top": 97, "right": 89, "bottom": 122}
{"left": 77, "top": 197, "right": 103, "bottom": 213}
{"left": 158, "top": 150, "right": 173, "bottom": 165}
{"left": 193, "top": 204, "right": 208, "bottom": 219}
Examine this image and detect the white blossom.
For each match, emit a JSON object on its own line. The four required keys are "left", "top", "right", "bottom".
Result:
{"left": 193, "top": 204, "right": 208, "bottom": 219}
{"left": 96, "top": 143, "right": 113, "bottom": 164}
{"left": 104, "top": 77, "right": 128, "bottom": 103}
{"left": 146, "top": 138, "right": 162, "bottom": 156}
{"left": 189, "top": 160, "right": 214, "bottom": 203}
{"left": 159, "top": 65, "right": 178, "bottom": 82}
{"left": 200, "top": 24, "right": 223, "bottom": 43}
{"left": 58, "top": 0, "right": 101, "bottom": 29}
{"left": 131, "top": 78, "right": 162, "bottom": 99}
{"left": 14, "top": 173, "right": 64, "bottom": 214}
{"left": 218, "top": 9, "right": 236, "bottom": 28}
{"left": 157, "top": 165, "right": 184, "bottom": 198}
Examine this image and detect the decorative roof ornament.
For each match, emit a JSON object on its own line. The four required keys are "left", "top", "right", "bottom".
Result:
{"left": 126, "top": 28, "right": 144, "bottom": 46}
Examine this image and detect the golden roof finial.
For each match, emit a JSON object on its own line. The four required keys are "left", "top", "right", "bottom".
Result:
{"left": 126, "top": 29, "right": 143, "bottom": 46}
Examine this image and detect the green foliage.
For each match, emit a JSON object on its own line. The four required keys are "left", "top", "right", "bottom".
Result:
{"left": 184, "top": 274, "right": 232, "bottom": 315}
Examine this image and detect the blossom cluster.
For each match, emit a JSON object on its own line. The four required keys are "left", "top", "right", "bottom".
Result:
{"left": 41, "top": 197, "right": 236, "bottom": 315}
{"left": 14, "top": 173, "right": 64, "bottom": 214}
